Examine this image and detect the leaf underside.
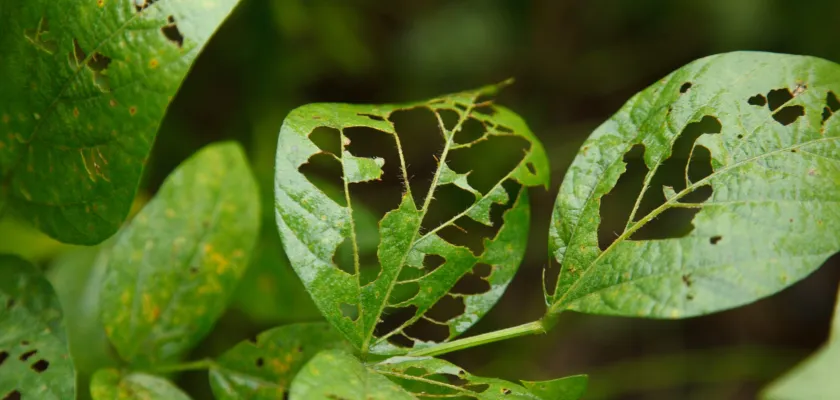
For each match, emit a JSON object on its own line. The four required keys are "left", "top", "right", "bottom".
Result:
{"left": 274, "top": 81, "right": 550, "bottom": 355}
{"left": 90, "top": 368, "right": 190, "bottom": 400}
{"left": 0, "top": 0, "right": 240, "bottom": 245}
{"left": 547, "top": 51, "right": 840, "bottom": 318}
{"left": 99, "top": 142, "right": 260, "bottom": 366}
{"left": 0, "top": 254, "right": 75, "bottom": 400}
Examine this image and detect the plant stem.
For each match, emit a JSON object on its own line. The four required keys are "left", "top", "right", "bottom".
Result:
{"left": 406, "top": 320, "right": 548, "bottom": 357}
{"left": 151, "top": 358, "right": 215, "bottom": 374}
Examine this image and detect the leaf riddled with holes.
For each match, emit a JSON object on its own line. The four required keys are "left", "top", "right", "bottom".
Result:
{"left": 90, "top": 369, "right": 191, "bottom": 400}
{"left": 274, "top": 81, "right": 549, "bottom": 355}
{"left": 0, "top": 254, "right": 75, "bottom": 400}
{"left": 100, "top": 142, "right": 260, "bottom": 366}
{"left": 289, "top": 350, "right": 415, "bottom": 399}
{"left": 0, "top": 0, "right": 241, "bottom": 245}
{"left": 547, "top": 51, "right": 840, "bottom": 318}
{"left": 209, "top": 323, "right": 353, "bottom": 399}
{"left": 762, "top": 286, "right": 840, "bottom": 399}
{"left": 371, "top": 356, "right": 587, "bottom": 399}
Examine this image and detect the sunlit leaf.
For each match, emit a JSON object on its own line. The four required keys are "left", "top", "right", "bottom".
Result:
{"left": 0, "top": 254, "right": 75, "bottom": 400}
{"left": 100, "top": 142, "right": 260, "bottom": 366}
{"left": 762, "top": 286, "right": 840, "bottom": 399}
{"left": 547, "top": 52, "right": 840, "bottom": 318}
{"left": 274, "top": 81, "right": 549, "bottom": 355}
{"left": 289, "top": 350, "right": 414, "bottom": 399}
{"left": 0, "top": 0, "right": 242, "bottom": 244}
{"left": 209, "top": 322, "right": 353, "bottom": 399}
{"left": 522, "top": 375, "right": 588, "bottom": 400}
{"left": 90, "top": 368, "right": 190, "bottom": 400}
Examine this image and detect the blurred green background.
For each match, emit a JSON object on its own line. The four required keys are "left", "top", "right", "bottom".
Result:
{"left": 3, "top": 1, "right": 840, "bottom": 399}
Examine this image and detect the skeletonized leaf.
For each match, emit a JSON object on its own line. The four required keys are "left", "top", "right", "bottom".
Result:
{"left": 761, "top": 286, "right": 840, "bottom": 399}
{"left": 373, "top": 356, "right": 587, "bottom": 400}
{"left": 289, "top": 350, "right": 414, "bottom": 400}
{"left": 100, "top": 142, "right": 260, "bottom": 366}
{"left": 0, "top": 254, "right": 75, "bottom": 400}
{"left": 548, "top": 52, "right": 840, "bottom": 318}
{"left": 90, "top": 368, "right": 190, "bottom": 400}
{"left": 274, "top": 81, "right": 549, "bottom": 355}
{"left": 0, "top": 0, "right": 241, "bottom": 245}
{"left": 209, "top": 322, "right": 353, "bottom": 399}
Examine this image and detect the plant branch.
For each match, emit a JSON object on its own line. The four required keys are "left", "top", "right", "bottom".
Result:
{"left": 406, "top": 320, "right": 548, "bottom": 357}
{"left": 150, "top": 358, "right": 216, "bottom": 374}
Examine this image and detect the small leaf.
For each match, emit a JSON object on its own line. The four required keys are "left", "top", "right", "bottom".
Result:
{"left": 0, "top": 0, "right": 242, "bottom": 245}
{"left": 522, "top": 375, "right": 588, "bottom": 400}
{"left": 0, "top": 254, "right": 75, "bottom": 400}
{"left": 100, "top": 142, "right": 260, "bottom": 366}
{"left": 548, "top": 52, "right": 840, "bottom": 318}
{"left": 761, "top": 286, "right": 840, "bottom": 399}
{"left": 209, "top": 322, "right": 353, "bottom": 399}
{"left": 275, "top": 82, "right": 549, "bottom": 355}
{"left": 90, "top": 368, "right": 190, "bottom": 400}
{"left": 289, "top": 350, "right": 414, "bottom": 400}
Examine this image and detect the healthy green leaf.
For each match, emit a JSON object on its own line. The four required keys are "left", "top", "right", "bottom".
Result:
{"left": 0, "top": 0, "right": 241, "bottom": 245}
{"left": 274, "top": 81, "right": 550, "bottom": 355}
{"left": 209, "top": 322, "right": 353, "bottom": 399}
{"left": 0, "top": 254, "right": 75, "bottom": 400}
{"left": 761, "top": 286, "right": 840, "bottom": 399}
{"left": 90, "top": 368, "right": 190, "bottom": 400}
{"left": 100, "top": 142, "right": 260, "bottom": 366}
{"left": 373, "top": 356, "right": 586, "bottom": 400}
{"left": 289, "top": 350, "right": 415, "bottom": 400}
{"left": 547, "top": 51, "right": 840, "bottom": 318}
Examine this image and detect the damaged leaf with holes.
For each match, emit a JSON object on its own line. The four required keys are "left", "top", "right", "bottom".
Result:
{"left": 0, "top": 255, "right": 75, "bottom": 400}
{"left": 547, "top": 51, "right": 840, "bottom": 319}
{"left": 99, "top": 142, "right": 260, "bottom": 366}
{"left": 0, "top": 0, "right": 242, "bottom": 244}
{"left": 90, "top": 369, "right": 190, "bottom": 400}
{"left": 289, "top": 350, "right": 416, "bottom": 399}
{"left": 209, "top": 323, "right": 353, "bottom": 399}
{"left": 274, "top": 81, "right": 549, "bottom": 355}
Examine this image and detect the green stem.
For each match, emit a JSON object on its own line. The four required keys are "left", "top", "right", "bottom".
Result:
{"left": 151, "top": 358, "right": 215, "bottom": 374}
{"left": 406, "top": 320, "right": 548, "bottom": 357}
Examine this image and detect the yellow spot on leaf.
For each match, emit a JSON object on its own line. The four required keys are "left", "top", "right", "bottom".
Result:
{"left": 73, "top": 107, "right": 80, "bottom": 118}
{"left": 165, "top": 208, "right": 175, "bottom": 218}
{"left": 129, "top": 106, "right": 137, "bottom": 116}
{"left": 98, "top": 0, "right": 105, "bottom": 6}
{"left": 149, "top": 59, "right": 159, "bottom": 68}
{"left": 109, "top": 99, "right": 117, "bottom": 107}
{"left": 271, "top": 359, "right": 290, "bottom": 374}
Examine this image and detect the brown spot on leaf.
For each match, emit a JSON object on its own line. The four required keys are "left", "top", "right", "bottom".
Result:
{"left": 129, "top": 106, "right": 137, "bottom": 116}
{"left": 73, "top": 107, "right": 80, "bottom": 118}
{"left": 31, "top": 359, "right": 49, "bottom": 372}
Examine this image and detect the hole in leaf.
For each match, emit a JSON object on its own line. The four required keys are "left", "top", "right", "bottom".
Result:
{"left": 376, "top": 306, "right": 418, "bottom": 344}
{"left": 86, "top": 52, "right": 111, "bottom": 73}
{"left": 340, "top": 303, "right": 359, "bottom": 321}
{"left": 3, "top": 391, "right": 21, "bottom": 400}
{"left": 747, "top": 94, "right": 767, "bottom": 107}
{"left": 468, "top": 384, "right": 490, "bottom": 393}
{"left": 526, "top": 162, "right": 536, "bottom": 175}
{"left": 767, "top": 88, "right": 794, "bottom": 111}
{"left": 438, "top": 109, "right": 460, "bottom": 131}
{"left": 299, "top": 152, "right": 345, "bottom": 206}
{"left": 822, "top": 107, "right": 833, "bottom": 124}
{"left": 404, "top": 317, "right": 449, "bottom": 343}
{"left": 599, "top": 144, "right": 647, "bottom": 250}
{"left": 495, "top": 124, "right": 514, "bottom": 134}
{"left": 828, "top": 91, "right": 840, "bottom": 112}
{"left": 424, "top": 254, "right": 446, "bottom": 272}
{"left": 31, "top": 359, "right": 49, "bottom": 373}
{"left": 343, "top": 126, "right": 405, "bottom": 216}
{"left": 134, "top": 0, "right": 159, "bottom": 13}
{"left": 710, "top": 235, "right": 722, "bottom": 244}
{"left": 332, "top": 237, "right": 355, "bottom": 274}
{"left": 772, "top": 105, "right": 805, "bottom": 126}
{"left": 389, "top": 282, "right": 420, "bottom": 305}
{"left": 358, "top": 113, "right": 385, "bottom": 122}
{"left": 69, "top": 38, "right": 86, "bottom": 67}
{"left": 682, "top": 274, "right": 694, "bottom": 287}
{"left": 389, "top": 107, "right": 445, "bottom": 206}
{"left": 679, "top": 82, "right": 692, "bottom": 93}
{"left": 425, "top": 294, "right": 466, "bottom": 323}
{"left": 256, "top": 357, "right": 264, "bottom": 367}
{"left": 309, "top": 127, "right": 342, "bottom": 155}
{"left": 454, "top": 118, "right": 486, "bottom": 145}
{"left": 448, "top": 135, "right": 529, "bottom": 194}
{"left": 450, "top": 264, "right": 492, "bottom": 295}
{"left": 19, "top": 350, "right": 37, "bottom": 361}
{"left": 161, "top": 16, "right": 184, "bottom": 48}
{"left": 0, "top": 351, "right": 8, "bottom": 366}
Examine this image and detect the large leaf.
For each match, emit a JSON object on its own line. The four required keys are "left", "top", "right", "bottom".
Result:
{"left": 0, "top": 0, "right": 241, "bottom": 244}
{"left": 90, "top": 368, "right": 190, "bottom": 400}
{"left": 289, "top": 350, "right": 415, "bottom": 400}
{"left": 100, "top": 142, "right": 260, "bottom": 366}
{"left": 274, "top": 81, "right": 549, "bottom": 355}
{"left": 762, "top": 286, "right": 840, "bottom": 399}
{"left": 0, "top": 254, "right": 75, "bottom": 400}
{"left": 372, "top": 356, "right": 587, "bottom": 400}
{"left": 209, "top": 322, "right": 353, "bottom": 399}
{"left": 547, "top": 51, "right": 840, "bottom": 318}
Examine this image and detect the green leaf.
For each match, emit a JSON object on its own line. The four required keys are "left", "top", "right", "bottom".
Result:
{"left": 372, "top": 356, "right": 585, "bottom": 400}
{"left": 90, "top": 368, "right": 190, "bottom": 400}
{"left": 289, "top": 350, "right": 415, "bottom": 400}
{"left": 0, "top": 254, "right": 75, "bottom": 400}
{"left": 762, "top": 286, "right": 840, "bottom": 399}
{"left": 209, "top": 322, "right": 353, "bottom": 399}
{"left": 274, "top": 81, "right": 550, "bottom": 355}
{"left": 547, "top": 51, "right": 840, "bottom": 318}
{"left": 0, "top": 0, "right": 241, "bottom": 245}
{"left": 100, "top": 142, "right": 260, "bottom": 366}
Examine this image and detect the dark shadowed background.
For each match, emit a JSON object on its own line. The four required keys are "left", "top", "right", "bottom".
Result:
{"left": 3, "top": 1, "right": 839, "bottom": 399}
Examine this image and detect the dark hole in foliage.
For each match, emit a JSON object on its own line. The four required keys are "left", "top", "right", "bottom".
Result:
{"left": 747, "top": 94, "right": 767, "bottom": 107}
{"left": 70, "top": 38, "right": 86, "bottom": 67}
{"left": 426, "top": 295, "right": 466, "bottom": 323}
{"left": 404, "top": 316, "right": 449, "bottom": 342}
{"left": 767, "top": 88, "right": 794, "bottom": 111}
{"left": 31, "top": 359, "right": 49, "bottom": 373}
{"left": 358, "top": 113, "right": 385, "bottom": 122}
{"left": 332, "top": 237, "right": 355, "bottom": 274}
{"left": 343, "top": 126, "right": 404, "bottom": 216}
{"left": 495, "top": 124, "right": 514, "bottom": 134}
{"left": 710, "top": 235, "right": 722, "bottom": 244}
{"left": 19, "top": 350, "right": 37, "bottom": 361}
{"left": 468, "top": 383, "right": 490, "bottom": 393}
{"left": 425, "top": 254, "right": 446, "bottom": 272}
{"left": 773, "top": 105, "right": 805, "bottom": 126}
{"left": 0, "top": 351, "right": 8, "bottom": 366}
{"left": 502, "top": 388, "right": 513, "bottom": 395}
{"left": 299, "top": 152, "right": 346, "bottom": 206}
{"left": 450, "top": 264, "right": 492, "bottom": 295}
{"left": 339, "top": 303, "right": 360, "bottom": 321}
{"left": 599, "top": 144, "right": 647, "bottom": 250}
{"left": 161, "top": 16, "right": 184, "bottom": 47}
{"left": 443, "top": 373, "right": 470, "bottom": 386}
{"left": 376, "top": 306, "right": 418, "bottom": 347}
{"left": 454, "top": 103, "right": 468, "bottom": 112}
{"left": 823, "top": 107, "right": 833, "bottom": 123}
{"left": 3, "top": 390, "right": 21, "bottom": 400}
{"left": 737, "top": 134, "right": 743, "bottom": 139}
{"left": 309, "top": 127, "right": 342, "bottom": 155}
{"left": 255, "top": 357, "right": 264, "bottom": 367}
{"left": 448, "top": 135, "right": 528, "bottom": 194}
{"left": 86, "top": 52, "right": 111, "bottom": 72}
{"left": 454, "top": 118, "right": 486, "bottom": 145}
{"left": 389, "top": 107, "right": 444, "bottom": 206}
{"left": 682, "top": 274, "right": 693, "bottom": 287}
{"left": 135, "top": 0, "right": 159, "bottom": 13}
{"left": 526, "top": 162, "right": 536, "bottom": 175}
{"left": 438, "top": 109, "right": 460, "bottom": 131}
{"left": 679, "top": 82, "right": 692, "bottom": 94}
{"left": 686, "top": 293, "right": 695, "bottom": 300}
{"left": 828, "top": 91, "right": 840, "bottom": 112}
{"left": 388, "top": 282, "right": 420, "bottom": 305}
